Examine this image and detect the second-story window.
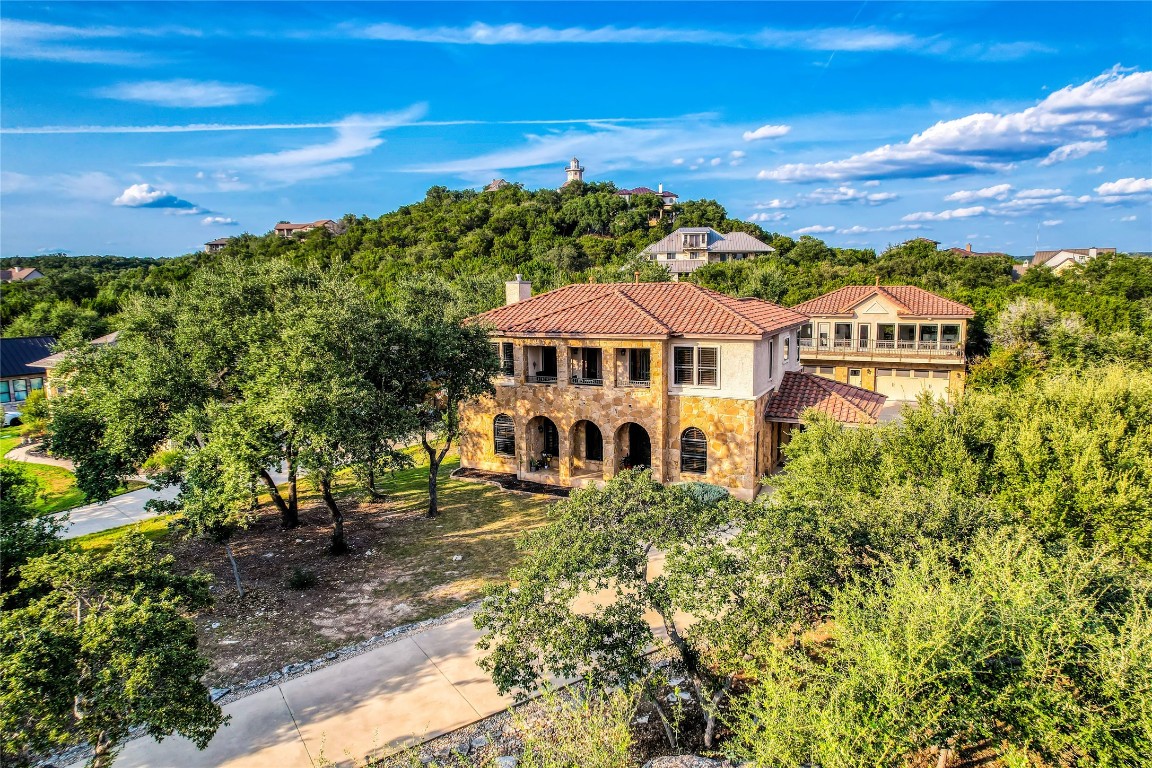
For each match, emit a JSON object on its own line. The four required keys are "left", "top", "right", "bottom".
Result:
{"left": 628, "top": 348, "right": 651, "bottom": 384}
{"left": 768, "top": 339, "right": 774, "bottom": 379}
{"left": 673, "top": 346, "right": 719, "bottom": 387}
{"left": 501, "top": 342, "right": 515, "bottom": 376}
{"left": 784, "top": 335, "right": 791, "bottom": 361}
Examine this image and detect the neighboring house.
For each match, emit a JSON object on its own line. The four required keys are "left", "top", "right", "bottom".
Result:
{"left": 28, "top": 332, "right": 119, "bottom": 398}
{"left": 945, "top": 243, "right": 1010, "bottom": 258}
{"left": 791, "top": 284, "right": 975, "bottom": 403}
{"left": 274, "top": 220, "right": 339, "bottom": 238}
{"left": 1032, "top": 247, "right": 1116, "bottom": 272}
{"left": 204, "top": 237, "right": 233, "bottom": 254}
{"left": 639, "top": 227, "right": 775, "bottom": 275}
{"left": 0, "top": 336, "right": 54, "bottom": 410}
{"left": 0, "top": 267, "right": 45, "bottom": 283}
{"left": 484, "top": 179, "right": 510, "bottom": 191}
{"left": 458, "top": 277, "right": 884, "bottom": 500}
{"left": 616, "top": 185, "right": 679, "bottom": 206}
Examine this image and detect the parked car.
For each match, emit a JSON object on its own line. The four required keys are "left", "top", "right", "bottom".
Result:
{"left": 3, "top": 410, "right": 22, "bottom": 427}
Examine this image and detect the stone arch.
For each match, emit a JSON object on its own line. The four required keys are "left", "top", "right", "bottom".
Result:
{"left": 526, "top": 415, "right": 561, "bottom": 471}
{"left": 615, "top": 422, "right": 652, "bottom": 470}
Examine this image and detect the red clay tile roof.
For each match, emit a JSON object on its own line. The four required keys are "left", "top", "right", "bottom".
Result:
{"left": 764, "top": 371, "right": 886, "bottom": 424}
{"left": 471, "top": 282, "right": 808, "bottom": 338}
{"left": 791, "top": 285, "right": 974, "bottom": 318}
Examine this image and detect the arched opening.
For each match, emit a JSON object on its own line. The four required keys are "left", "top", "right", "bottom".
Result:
{"left": 571, "top": 420, "right": 604, "bottom": 479}
{"left": 680, "top": 427, "right": 707, "bottom": 474}
{"left": 493, "top": 414, "right": 515, "bottom": 456}
{"left": 615, "top": 422, "right": 652, "bottom": 470}
{"left": 526, "top": 415, "right": 560, "bottom": 472}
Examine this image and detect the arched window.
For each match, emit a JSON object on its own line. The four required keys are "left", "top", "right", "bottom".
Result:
{"left": 680, "top": 427, "right": 707, "bottom": 474}
{"left": 493, "top": 414, "right": 515, "bottom": 456}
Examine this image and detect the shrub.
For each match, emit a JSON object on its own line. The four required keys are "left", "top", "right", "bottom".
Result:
{"left": 286, "top": 568, "right": 318, "bottom": 590}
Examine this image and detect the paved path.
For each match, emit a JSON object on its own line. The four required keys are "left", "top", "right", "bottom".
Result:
{"left": 3, "top": 442, "right": 74, "bottom": 470}
{"left": 88, "top": 556, "right": 673, "bottom": 768}
{"left": 57, "top": 484, "right": 179, "bottom": 539}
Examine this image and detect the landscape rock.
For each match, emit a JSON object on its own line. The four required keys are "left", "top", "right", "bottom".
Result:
{"left": 209, "top": 687, "right": 230, "bottom": 702}
{"left": 642, "top": 757, "right": 725, "bottom": 768}
{"left": 324, "top": 651, "right": 338, "bottom": 661}
{"left": 493, "top": 758, "right": 518, "bottom": 768}
{"left": 470, "top": 734, "right": 490, "bottom": 750}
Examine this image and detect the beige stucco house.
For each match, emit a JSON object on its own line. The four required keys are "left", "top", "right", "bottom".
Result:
{"left": 1032, "top": 247, "right": 1115, "bottom": 272}
{"left": 791, "top": 284, "right": 975, "bottom": 403}
{"left": 458, "top": 278, "right": 885, "bottom": 500}
{"left": 640, "top": 227, "right": 775, "bottom": 276}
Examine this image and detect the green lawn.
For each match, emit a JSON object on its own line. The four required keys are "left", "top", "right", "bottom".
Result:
{"left": 71, "top": 514, "right": 177, "bottom": 554}
{"left": 1, "top": 426, "right": 147, "bottom": 515}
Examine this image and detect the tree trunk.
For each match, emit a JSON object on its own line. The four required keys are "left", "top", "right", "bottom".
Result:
{"left": 936, "top": 747, "right": 952, "bottom": 768}
{"left": 422, "top": 434, "right": 452, "bottom": 518}
{"left": 224, "top": 541, "right": 244, "bottom": 598}
{"left": 702, "top": 674, "right": 736, "bottom": 749}
{"left": 287, "top": 452, "right": 298, "bottom": 522}
{"left": 645, "top": 690, "right": 678, "bottom": 750}
{"left": 90, "top": 731, "right": 114, "bottom": 768}
{"left": 259, "top": 469, "right": 296, "bottom": 529}
{"left": 365, "top": 464, "right": 387, "bottom": 501}
{"left": 320, "top": 474, "right": 346, "bottom": 554}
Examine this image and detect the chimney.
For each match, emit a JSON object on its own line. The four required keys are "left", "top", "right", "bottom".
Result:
{"left": 658, "top": 183, "right": 663, "bottom": 194}
{"left": 634, "top": 271, "right": 640, "bottom": 284}
{"left": 966, "top": 243, "right": 972, "bottom": 253}
{"left": 874, "top": 276, "right": 880, "bottom": 287}
{"left": 505, "top": 274, "right": 531, "bottom": 305}
{"left": 1089, "top": 247, "right": 1098, "bottom": 258}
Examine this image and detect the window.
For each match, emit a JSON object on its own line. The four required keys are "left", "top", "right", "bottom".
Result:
{"left": 799, "top": 323, "right": 813, "bottom": 341}
{"left": 697, "top": 347, "right": 718, "bottom": 386}
{"left": 673, "top": 346, "right": 719, "bottom": 387}
{"left": 914, "top": 370, "right": 931, "bottom": 378}
{"left": 818, "top": 366, "right": 834, "bottom": 376}
{"left": 932, "top": 370, "right": 949, "bottom": 379}
{"left": 493, "top": 414, "right": 515, "bottom": 456}
{"left": 919, "top": 325, "right": 939, "bottom": 343}
{"left": 941, "top": 324, "right": 961, "bottom": 344}
{"left": 783, "top": 335, "right": 791, "bottom": 361}
{"left": 849, "top": 368, "right": 861, "bottom": 377}
{"left": 680, "top": 427, "right": 707, "bottom": 474}
{"left": 834, "top": 323, "right": 853, "bottom": 342}
{"left": 13, "top": 379, "right": 28, "bottom": 402}
{"left": 0, "top": 381, "right": 9, "bottom": 403}
{"left": 898, "top": 324, "right": 917, "bottom": 343}
{"left": 30, "top": 377, "right": 43, "bottom": 391}
{"left": 767, "top": 339, "right": 774, "bottom": 379}
{"left": 877, "top": 324, "right": 896, "bottom": 342}
{"left": 628, "top": 348, "right": 651, "bottom": 383}
{"left": 501, "top": 343, "right": 515, "bottom": 376}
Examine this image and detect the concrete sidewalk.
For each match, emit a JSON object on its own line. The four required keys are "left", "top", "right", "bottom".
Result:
{"left": 97, "top": 554, "right": 673, "bottom": 768}
{"left": 57, "top": 484, "right": 179, "bottom": 539}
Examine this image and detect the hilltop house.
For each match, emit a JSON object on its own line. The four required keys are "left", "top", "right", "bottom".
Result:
{"left": 640, "top": 227, "right": 775, "bottom": 275}
{"left": 274, "top": 220, "right": 339, "bottom": 238}
{"left": 0, "top": 267, "right": 45, "bottom": 283}
{"left": 791, "top": 284, "right": 974, "bottom": 403}
{"left": 204, "top": 237, "right": 233, "bottom": 254}
{"left": 1032, "top": 247, "right": 1115, "bottom": 272}
{"left": 616, "top": 185, "right": 679, "bottom": 206}
{"left": 0, "top": 336, "right": 54, "bottom": 410}
{"left": 458, "top": 278, "right": 884, "bottom": 500}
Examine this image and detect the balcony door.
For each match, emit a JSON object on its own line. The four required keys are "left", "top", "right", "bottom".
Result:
{"left": 818, "top": 322, "right": 830, "bottom": 349}
{"left": 858, "top": 324, "right": 870, "bottom": 349}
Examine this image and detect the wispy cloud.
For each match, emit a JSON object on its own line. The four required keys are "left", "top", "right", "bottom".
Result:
{"left": 1039, "top": 140, "right": 1107, "bottom": 166}
{"left": 946, "top": 184, "right": 1014, "bottom": 203}
{"left": 95, "top": 79, "right": 271, "bottom": 108}
{"left": 794, "top": 224, "right": 837, "bottom": 234}
{"left": 348, "top": 21, "right": 1048, "bottom": 60}
{"left": 747, "top": 212, "right": 788, "bottom": 223}
{"left": 743, "top": 124, "right": 791, "bottom": 142}
{"left": 761, "top": 67, "right": 1152, "bottom": 182}
{"left": 202, "top": 216, "right": 238, "bottom": 226}
{"left": 1096, "top": 177, "right": 1152, "bottom": 197}
{"left": 902, "top": 206, "right": 987, "bottom": 222}
{"left": 1042, "top": 219, "right": 1063, "bottom": 226}
{"left": 113, "top": 183, "right": 203, "bottom": 213}
{"left": 837, "top": 224, "right": 924, "bottom": 234}
{"left": 0, "top": 18, "right": 200, "bottom": 65}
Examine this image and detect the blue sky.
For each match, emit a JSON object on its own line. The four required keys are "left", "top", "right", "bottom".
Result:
{"left": 2, "top": 1, "right": 1150, "bottom": 259}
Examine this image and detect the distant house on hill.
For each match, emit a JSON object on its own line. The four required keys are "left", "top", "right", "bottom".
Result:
{"left": 639, "top": 227, "right": 775, "bottom": 275}
{"left": 1032, "top": 247, "right": 1116, "bottom": 272}
{"left": 274, "top": 220, "right": 340, "bottom": 238}
{"left": 562, "top": 157, "right": 585, "bottom": 186}
{"left": 484, "top": 179, "right": 510, "bottom": 191}
{"left": 204, "top": 237, "right": 233, "bottom": 254}
{"left": 0, "top": 266, "right": 45, "bottom": 283}
{"left": 945, "top": 243, "right": 1010, "bottom": 258}
{"left": 0, "top": 336, "right": 54, "bottom": 409}
{"left": 616, "top": 185, "right": 679, "bottom": 206}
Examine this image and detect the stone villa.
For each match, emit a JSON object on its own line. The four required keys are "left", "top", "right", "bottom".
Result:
{"left": 792, "top": 284, "right": 975, "bottom": 402}
{"left": 458, "top": 278, "right": 885, "bottom": 500}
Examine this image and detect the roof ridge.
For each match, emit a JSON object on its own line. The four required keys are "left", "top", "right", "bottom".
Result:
{"left": 615, "top": 286, "right": 673, "bottom": 333}
{"left": 480, "top": 284, "right": 603, "bottom": 327}
{"left": 800, "top": 371, "right": 875, "bottom": 421}
{"left": 873, "top": 285, "right": 913, "bottom": 314}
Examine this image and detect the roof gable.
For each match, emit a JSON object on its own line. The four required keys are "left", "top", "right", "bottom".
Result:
{"left": 764, "top": 371, "right": 886, "bottom": 424}
{"left": 791, "top": 285, "right": 974, "bottom": 319}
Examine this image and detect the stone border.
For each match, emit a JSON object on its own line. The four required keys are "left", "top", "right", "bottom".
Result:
{"left": 450, "top": 467, "right": 570, "bottom": 498}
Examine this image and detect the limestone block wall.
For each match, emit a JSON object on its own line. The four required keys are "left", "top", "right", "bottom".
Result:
{"left": 664, "top": 394, "right": 761, "bottom": 500}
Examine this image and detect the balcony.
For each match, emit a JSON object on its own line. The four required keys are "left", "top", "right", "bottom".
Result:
{"left": 798, "top": 338, "right": 963, "bottom": 359}
{"left": 570, "top": 374, "right": 604, "bottom": 387}
{"left": 621, "top": 379, "right": 651, "bottom": 388}
{"left": 527, "top": 374, "right": 558, "bottom": 385}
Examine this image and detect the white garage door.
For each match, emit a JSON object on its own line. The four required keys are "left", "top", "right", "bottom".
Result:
{"left": 875, "top": 369, "right": 949, "bottom": 401}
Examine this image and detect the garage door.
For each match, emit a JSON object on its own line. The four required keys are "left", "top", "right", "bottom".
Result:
{"left": 875, "top": 369, "right": 949, "bottom": 401}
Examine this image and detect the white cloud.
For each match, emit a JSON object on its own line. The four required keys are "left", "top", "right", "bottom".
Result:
{"left": 902, "top": 206, "right": 987, "bottom": 222}
{"left": 95, "top": 79, "right": 270, "bottom": 108}
{"left": 1014, "top": 188, "right": 1064, "bottom": 199}
{"left": 794, "top": 225, "right": 837, "bottom": 234}
{"left": 945, "top": 184, "right": 1014, "bottom": 203}
{"left": 729, "top": 150, "right": 746, "bottom": 159}
{"left": 1039, "top": 140, "right": 1107, "bottom": 166}
{"left": 672, "top": 158, "right": 685, "bottom": 165}
{"left": 747, "top": 212, "right": 788, "bottom": 223}
{"left": 113, "top": 183, "right": 201, "bottom": 212}
{"left": 1120, "top": 215, "right": 1138, "bottom": 221}
{"left": 863, "top": 180, "right": 881, "bottom": 187}
{"left": 993, "top": 192, "right": 1091, "bottom": 215}
{"left": 837, "top": 224, "right": 924, "bottom": 234}
{"left": 710, "top": 157, "right": 722, "bottom": 166}
{"left": 1095, "top": 177, "right": 1152, "bottom": 196}
{"left": 755, "top": 199, "right": 797, "bottom": 210}
{"left": 761, "top": 68, "right": 1152, "bottom": 182}
{"left": 806, "top": 186, "right": 899, "bottom": 205}
{"left": 1042, "top": 219, "right": 1063, "bottom": 226}
{"left": 202, "top": 216, "right": 237, "bottom": 226}
{"left": 743, "top": 124, "right": 792, "bottom": 142}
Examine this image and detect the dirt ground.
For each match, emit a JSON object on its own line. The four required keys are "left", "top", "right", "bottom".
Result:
{"left": 172, "top": 459, "right": 554, "bottom": 687}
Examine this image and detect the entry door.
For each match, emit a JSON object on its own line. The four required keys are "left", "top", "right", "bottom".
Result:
{"left": 542, "top": 420, "right": 559, "bottom": 456}
{"left": 858, "top": 324, "right": 870, "bottom": 349}
{"left": 848, "top": 367, "right": 862, "bottom": 387}
{"left": 818, "top": 322, "right": 830, "bottom": 349}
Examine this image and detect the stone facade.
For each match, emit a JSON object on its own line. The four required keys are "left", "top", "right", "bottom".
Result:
{"left": 458, "top": 337, "right": 782, "bottom": 501}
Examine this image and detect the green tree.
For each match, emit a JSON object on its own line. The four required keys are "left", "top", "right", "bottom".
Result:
{"left": 475, "top": 470, "right": 736, "bottom": 747}
{"left": 0, "top": 532, "right": 224, "bottom": 768}
{"left": 0, "top": 464, "right": 62, "bottom": 594}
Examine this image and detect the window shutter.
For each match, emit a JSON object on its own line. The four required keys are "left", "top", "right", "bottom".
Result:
{"left": 697, "top": 347, "right": 718, "bottom": 386}
{"left": 673, "top": 346, "right": 694, "bottom": 385}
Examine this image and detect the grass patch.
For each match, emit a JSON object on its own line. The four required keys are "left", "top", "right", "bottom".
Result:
{"left": 71, "top": 514, "right": 176, "bottom": 554}
{"left": 1, "top": 426, "right": 147, "bottom": 515}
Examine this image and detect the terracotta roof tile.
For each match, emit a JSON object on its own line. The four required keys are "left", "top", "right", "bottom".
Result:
{"left": 471, "top": 282, "right": 808, "bottom": 338}
{"left": 764, "top": 371, "right": 886, "bottom": 424}
{"left": 791, "top": 285, "right": 974, "bottom": 318}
